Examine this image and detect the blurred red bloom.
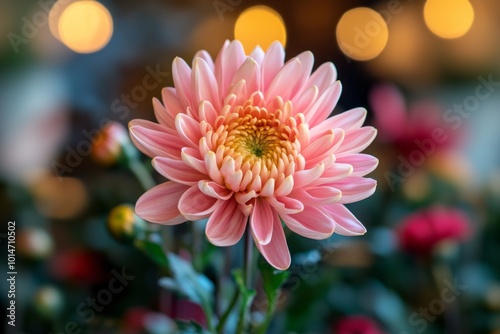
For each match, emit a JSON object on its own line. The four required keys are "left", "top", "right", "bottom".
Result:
{"left": 333, "top": 315, "right": 386, "bottom": 334}
{"left": 397, "top": 207, "right": 471, "bottom": 256}
{"left": 369, "top": 84, "right": 458, "bottom": 156}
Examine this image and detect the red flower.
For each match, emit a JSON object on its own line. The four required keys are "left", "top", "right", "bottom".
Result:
{"left": 397, "top": 207, "right": 470, "bottom": 256}
{"left": 333, "top": 315, "right": 386, "bottom": 334}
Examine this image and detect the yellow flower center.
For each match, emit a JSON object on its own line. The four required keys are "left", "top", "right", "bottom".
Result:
{"left": 201, "top": 97, "right": 307, "bottom": 192}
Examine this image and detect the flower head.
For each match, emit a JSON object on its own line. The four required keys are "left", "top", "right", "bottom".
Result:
{"left": 397, "top": 206, "right": 471, "bottom": 256}
{"left": 129, "top": 40, "right": 378, "bottom": 269}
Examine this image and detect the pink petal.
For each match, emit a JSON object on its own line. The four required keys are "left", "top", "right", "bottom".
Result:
{"left": 303, "top": 128, "right": 344, "bottom": 168}
{"left": 199, "top": 101, "right": 218, "bottom": 125}
{"left": 178, "top": 185, "right": 218, "bottom": 221}
{"left": 254, "top": 211, "right": 291, "bottom": 270}
{"left": 291, "top": 85, "right": 318, "bottom": 116}
{"left": 215, "top": 40, "right": 246, "bottom": 98}
{"left": 193, "top": 50, "right": 214, "bottom": 71}
{"left": 249, "top": 45, "right": 265, "bottom": 66}
{"left": 310, "top": 107, "right": 367, "bottom": 142}
{"left": 161, "top": 87, "right": 185, "bottom": 120}
{"left": 192, "top": 57, "right": 220, "bottom": 109}
{"left": 153, "top": 98, "right": 175, "bottom": 128}
{"left": 261, "top": 41, "right": 285, "bottom": 91}
{"left": 199, "top": 180, "right": 232, "bottom": 200}
{"left": 267, "top": 196, "right": 304, "bottom": 215}
{"left": 251, "top": 198, "right": 274, "bottom": 245}
{"left": 175, "top": 113, "right": 202, "bottom": 148}
{"left": 335, "top": 154, "right": 379, "bottom": 177}
{"left": 172, "top": 57, "right": 193, "bottom": 109}
{"left": 153, "top": 157, "right": 207, "bottom": 185}
{"left": 204, "top": 151, "right": 224, "bottom": 184}
{"left": 231, "top": 58, "right": 260, "bottom": 95}
{"left": 324, "top": 204, "right": 366, "bottom": 235}
{"left": 281, "top": 205, "right": 335, "bottom": 239}
{"left": 181, "top": 147, "right": 207, "bottom": 174}
{"left": 290, "top": 187, "right": 341, "bottom": 206}
{"left": 129, "top": 120, "right": 183, "bottom": 159}
{"left": 275, "top": 175, "right": 294, "bottom": 197}
{"left": 206, "top": 198, "right": 247, "bottom": 246}
{"left": 336, "top": 127, "right": 377, "bottom": 154}
{"left": 331, "top": 177, "right": 377, "bottom": 204}
{"left": 290, "top": 51, "right": 314, "bottom": 100}
{"left": 305, "top": 81, "right": 342, "bottom": 127}
{"left": 310, "top": 163, "right": 353, "bottom": 186}
{"left": 265, "top": 58, "right": 301, "bottom": 102}
{"left": 135, "top": 182, "right": 189, "bottom": 224}
{"left": 305, "top": 62, "right": 337, "bottom": 95}
{"left": 293, "top": 163, "right": 325, "bottom": 189}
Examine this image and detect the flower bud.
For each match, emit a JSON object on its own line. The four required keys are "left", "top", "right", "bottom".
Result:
{"left": 91, "top": 121, "right": 130, "bottom": 166}
{"left": 34, "top": 286, "right": 64, "bottom": 319}
{"left": 107, "top": 204, "right": 147, "bottom": 242}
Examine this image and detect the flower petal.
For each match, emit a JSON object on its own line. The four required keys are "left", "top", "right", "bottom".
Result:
{"left": 254, "top": 211, "right": 291, "bottom": 270}
{"left": 251, "top": 198, "right": 274, "bottom": 245}
{"left": 310, "top": 107, "right": 367, "bottom": 142}
{"left": 267, "top": 196, "right": 304, "bottom": 215}
{"left": 265, "top": 58, "right": 301, "bottom": 102}
{"left": 192, "top": 57, "right": 220, "bottom": 109}
{"left": 206, "top": 198, "right": 247, "bottom": 246}
{"left": 282, "top": 205, "right": 335, "bottom": 239}
{"left": 153, "top": 157, "right": 207, "bottom": 185}
{"left": 172, "top": 57, "right": 193, "bottom": 109}
{"left": 135, "top": 182, "right": 188, "bottom": 224}
{"left": 305, "top": 62, "right": 337, "bottom": 95}
{"left": 178, "top": 185, "right": 218, "bottom": 221}
{"left": 129, "top": 119, "right": 183, "bottom": 159}
{"left": 336, "top": 127, "right": 377, "bottom": 154}
{"left": 199, "top": 180, "right": 232, "bottom": 200}
{"left": 231, "top": 58, "right": 260, "bottom": 95}
{"left": 175, "top": 113, "right": 202, "bottom": 148}
{"left": 215, "top": 40, "right": 246, "bottom": 98}
{"left": 324, "top": 204, "right": 367, "bottom": 235}
{"left": 305, "top": 81, "right": 342, "bottom": 127}
{"left": 335, "top": 154, "right": 379, "bottom": 177}
{"left": 261, "top": 41, "right": 285, "bottom": 91}
{"left": 331, "top": 177, "right": 377, "bottom": 204}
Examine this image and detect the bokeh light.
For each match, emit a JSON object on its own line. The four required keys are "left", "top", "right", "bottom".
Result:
{"left": 57, "top": 0, "right": 113, "bottom": 53}
{"left": 234, "top": 5, "right": 286, "bottom": 54}
{"left": 424, "top": 0, "right": 474, "bottom": 39}
{"left": 336, "top": 7, "right": 389, "bottom": 61}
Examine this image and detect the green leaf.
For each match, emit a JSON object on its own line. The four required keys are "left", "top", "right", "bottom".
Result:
{"left": 258, "top": 258, "right": 290, "bottom": 305}
{"left": 134, "top": 233, "right": 169, "bottom": 268}
{"left": 158, "top": 253, "right": 216, "bottom": 332}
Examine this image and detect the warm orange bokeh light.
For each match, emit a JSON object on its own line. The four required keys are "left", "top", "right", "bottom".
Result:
{"left": 58, "top": 1, "right": 113, "bottom": 53}
{"left": 234, "top": 6, "right": 286, "bottom": 54}
{"left": 424, "top": 0, "right": 474, "bottom": 39}
{"left": 336, "top": 7, "right": 389, "bottom": 61}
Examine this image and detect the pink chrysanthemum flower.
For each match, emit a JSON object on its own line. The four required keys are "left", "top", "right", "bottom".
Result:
{"left": 129, "top": 40, "right": 378, "bottom": 270}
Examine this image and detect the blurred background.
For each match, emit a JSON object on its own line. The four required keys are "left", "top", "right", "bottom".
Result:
{"left": 1, "top": 0, "right": 500, "bottom": 333}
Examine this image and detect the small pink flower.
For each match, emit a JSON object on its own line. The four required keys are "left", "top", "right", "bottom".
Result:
{"left": 397, "top": 207, "right": 470, "bottom": 256}
{"left": 129, "top": 40, "right": 378, "bottom": 269}
{"left": 333, "top": 315, "right": 386, "bottom": 334}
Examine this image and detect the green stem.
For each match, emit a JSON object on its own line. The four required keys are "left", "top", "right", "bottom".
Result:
{"left": 128, "top": 159, "right": 156, "bottom": 191}
{"left": 237, "top": 225, "right": 254, "bottom": 334}
{"left": 216, "top": 288, "right": 240, "bottom": 333}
